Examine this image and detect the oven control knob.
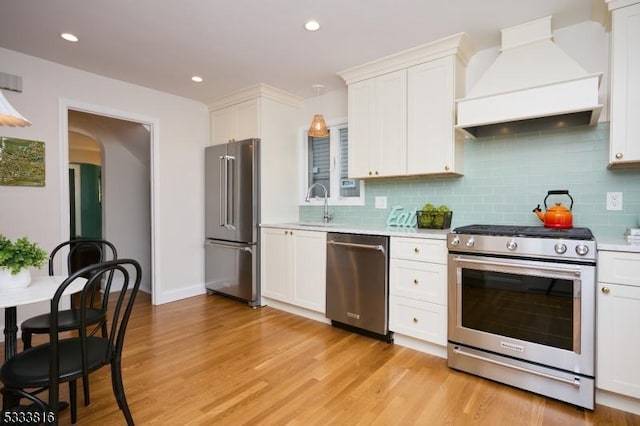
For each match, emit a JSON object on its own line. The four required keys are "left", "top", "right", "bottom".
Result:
{"left": 506, "top": 240, "right": 517, "bottom": 251}
{"left": 554, "top": 243, "right": 567, "bottom": 254}
{"left": 465, "top": 238, "right": 475, "bottom": 247}
{"left": 451, "top": 237, "right": 460, "bottom": 246}
{"left": 576, "top": 245, "right": 589, "bottom": 256}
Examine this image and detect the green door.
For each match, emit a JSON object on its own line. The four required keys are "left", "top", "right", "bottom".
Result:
{"left": 69, "top": 163, "right": 102, "bottom": 239}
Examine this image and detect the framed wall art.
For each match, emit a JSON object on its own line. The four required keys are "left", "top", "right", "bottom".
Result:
{"left": 0, "top": 137, "right": 45, "bottom": 187}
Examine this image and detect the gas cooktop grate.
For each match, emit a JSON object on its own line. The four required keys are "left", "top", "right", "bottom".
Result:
{"left": 452, "top": 224, "right": 594, "bottom": 240}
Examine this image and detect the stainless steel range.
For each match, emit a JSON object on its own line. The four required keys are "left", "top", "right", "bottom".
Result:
{"left": 447, "top": 224, "right": 596, "bottom": 409}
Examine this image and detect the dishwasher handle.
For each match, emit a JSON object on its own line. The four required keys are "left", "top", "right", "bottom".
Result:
{"left": 327, "top": 240, "right": 386, "bottom": 255}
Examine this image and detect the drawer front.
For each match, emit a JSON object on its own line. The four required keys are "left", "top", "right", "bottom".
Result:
{"left": 391, "top": 237, "right": 446, "bottom": 264}
{"left": 598, "top": 251, "right": 640, "bottom": 286}
{"left": 389, "top": 295, "right": 447, "bottom": 345}
{"left": 390, "top": 259, "right": 446, "bottom": 304}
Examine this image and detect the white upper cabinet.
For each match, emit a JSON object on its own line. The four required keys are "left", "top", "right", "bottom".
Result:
{"left": 608, "top": 0, "right": 640, "bottom": 167}
{"left": 338, "top": 33, "right": 473, "bottom": 178}
{"left": 408, "top": 56, "right": 465, "bottom": 175}
{"left": 348, "top": 70, "right": 407, "bottom": 178}
{"left": 211, "top": 98, "right": 260, "bottom": 145}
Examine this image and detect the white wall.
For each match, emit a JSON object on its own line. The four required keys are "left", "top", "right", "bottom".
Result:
{"left": 0, "top": 47, "right": 209, "bottom": 335}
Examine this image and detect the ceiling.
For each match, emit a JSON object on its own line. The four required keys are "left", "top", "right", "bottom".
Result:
{"left": 0, "top": 0, "right": 605, "bottom": 105}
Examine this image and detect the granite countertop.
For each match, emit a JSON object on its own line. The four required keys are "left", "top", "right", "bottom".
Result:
{"left": 260, "top": 222, "right": 450, "bottom": 240}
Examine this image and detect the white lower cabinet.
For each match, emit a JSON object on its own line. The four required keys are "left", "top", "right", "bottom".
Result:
{"left": 597, "top": 250, "right": 640, "bottom": 399}
{"left": 260, "top": 227, "right": 326, "bottom": 313}
{"left": 389, "top": 236, "right": 447, "bottom": 346}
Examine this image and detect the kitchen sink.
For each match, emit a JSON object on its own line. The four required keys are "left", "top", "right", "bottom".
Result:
{"left": 285, "top": 222, "right": 339, "bottom": 228}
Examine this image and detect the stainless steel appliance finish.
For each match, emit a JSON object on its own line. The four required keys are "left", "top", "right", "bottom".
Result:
{"left": 204, "top": 139, "right": 260, "bottom": 306}
{"left": 447, "top": 224, "right": 596, "bottom": 409}
{"left": 326, "top": 233, "right": 391, "bottom": 341}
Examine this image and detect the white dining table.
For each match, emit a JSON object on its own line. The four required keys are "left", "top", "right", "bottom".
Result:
{"left": 0, "top": 275, "right": 87, "bottom": 361}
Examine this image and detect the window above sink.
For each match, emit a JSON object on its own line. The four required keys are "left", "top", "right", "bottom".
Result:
{"left": 299, "top": 118, "right": 365, "bottom": 207}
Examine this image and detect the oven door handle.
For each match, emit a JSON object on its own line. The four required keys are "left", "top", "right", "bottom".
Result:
{"left": 453, "top": 256, "right": 582, "bottom": 276}
{"left": 452, "top": 346, "right": 582, "bottom": 387}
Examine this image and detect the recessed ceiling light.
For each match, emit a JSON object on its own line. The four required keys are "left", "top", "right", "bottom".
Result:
{"left": 61, "top": 33, "right": 79, "bottom": 42}
{"left": 192, "top": 76, "right": 203, "bottom": 83}
{"left": 304, "top": 20, "right": 320, "bottom": 31}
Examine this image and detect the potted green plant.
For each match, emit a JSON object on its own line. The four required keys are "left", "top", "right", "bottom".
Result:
{"left": 0, "top": 234, "right": 48, "bottom": 290}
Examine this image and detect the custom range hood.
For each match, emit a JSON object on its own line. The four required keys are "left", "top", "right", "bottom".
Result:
{"left": 456, "top": 16, "right": 602, "bottom": 138}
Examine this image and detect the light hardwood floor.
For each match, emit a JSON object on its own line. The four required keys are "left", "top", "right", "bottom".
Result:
{"left": 3, "top": 293, "right": 640, "bottom": 425}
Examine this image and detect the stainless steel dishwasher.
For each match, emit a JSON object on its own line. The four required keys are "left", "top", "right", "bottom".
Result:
{"left": 326, "top": 233, "right": 392, "bottom": 342}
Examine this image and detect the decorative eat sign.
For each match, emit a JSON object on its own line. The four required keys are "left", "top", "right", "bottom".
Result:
{"left": 386, "top": 206, "right": 417, "bottom": 227}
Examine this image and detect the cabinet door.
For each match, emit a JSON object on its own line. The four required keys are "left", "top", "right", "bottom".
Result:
{"left": 610, "top": 2, "right": 640, "bottom": 166}
{"left": 211, "top": 99, "right": 260, "bottom": 146}
{"left": 407, "top": 57, "right": 456, "bottom": 174}
{"left": 376, "top": 69, "right": 407, "bottom": 177}
{"left": 292, "top": 230, "right": 327, "bottom": 313}
{"left": 260, "top": 227, "right": 293, "bottom": 302}
{"left": 348, "top": 79, "right": 376, "bottom": 178}
{"left": 234, "top": 98, "right": 261, "bottom": 141}
{"left": 211, "top": 107, "right": 236, "bottom": 145}
{"left": 597, "top": 282, "right": 640, "bottom": 398}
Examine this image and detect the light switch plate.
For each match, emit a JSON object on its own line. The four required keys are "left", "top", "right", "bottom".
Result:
{"left": 606, "top": 192, "right": 623, "bottom": 211}
{"left": 375, "top": 196, "right": 387, "bottom": 209}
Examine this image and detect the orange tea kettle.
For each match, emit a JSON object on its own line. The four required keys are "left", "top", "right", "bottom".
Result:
{"left": 532, "top": 190, "right": 574, "bottom": 229}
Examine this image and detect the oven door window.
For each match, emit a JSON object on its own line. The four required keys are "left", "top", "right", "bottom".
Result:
{"left": 461, "top": 268, "right": 576, "bottom": 351}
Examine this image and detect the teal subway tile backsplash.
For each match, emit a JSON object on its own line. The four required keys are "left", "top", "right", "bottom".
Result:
{"left": 300, "top": 123, "right": 640, "bottom": 236}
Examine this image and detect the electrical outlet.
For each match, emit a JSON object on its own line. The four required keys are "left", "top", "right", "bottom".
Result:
{"left": 375, "top": 196, "right": 387, "bottom": 209}
{"left": 606, "top": 192, "right": 623, "bottom": 211}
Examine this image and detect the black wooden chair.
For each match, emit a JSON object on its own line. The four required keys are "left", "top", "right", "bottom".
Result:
{"left": 21, "top": 239, "right": 119, "bottom": 350}
{"left": 20, "top": 239, "right": 117, "bottom": 406}
{"left": 0, "top": 259, "right": 142, "bottom": 425}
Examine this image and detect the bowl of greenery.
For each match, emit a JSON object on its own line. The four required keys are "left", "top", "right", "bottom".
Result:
{"left": 0, "top": 234, "right": 48, "bottom": 290}
{"left": 416, "top": 204, "right": 453, "bottom": 229}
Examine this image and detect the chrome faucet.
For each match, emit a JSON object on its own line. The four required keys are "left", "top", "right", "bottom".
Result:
{"left": 305, "top": 183, "right": 331, "bottom": 223}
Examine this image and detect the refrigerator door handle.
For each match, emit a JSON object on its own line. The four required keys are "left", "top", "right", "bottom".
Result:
{"left": 219, "top": 155, "right": 226, "bottom": 227}
{"left": 227, "top": 155, "right": 236, "bottom": 229}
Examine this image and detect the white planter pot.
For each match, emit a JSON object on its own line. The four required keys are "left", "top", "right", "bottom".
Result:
{"left": 0, "top": 267, "right": 32, "bottom": 291}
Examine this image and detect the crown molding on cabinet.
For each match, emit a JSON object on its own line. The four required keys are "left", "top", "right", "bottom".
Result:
{"left": 607, "top": 0, "right": 640, "bottom": 11}
{"left": 337, "top": 32, "right": 474, "bottom": 85}
{"left": 208, "top": 83, "right": 303, "bottom": 111}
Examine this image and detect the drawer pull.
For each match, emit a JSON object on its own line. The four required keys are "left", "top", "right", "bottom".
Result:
{"left": 412, "top": 317, "right": 419, "bottom": 324}
{"left": 601, "top": 287, "right": 610, "bottom": 294}
{"left": 413, "top": 279, "right": 419, "bottom": 285}
{"left": 414, "top": 247, "right": 419, "bottom": 253}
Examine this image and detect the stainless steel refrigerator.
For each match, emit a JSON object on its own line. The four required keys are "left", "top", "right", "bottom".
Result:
{"left": 204, "top": 138, "right": 260, "bottom": 306}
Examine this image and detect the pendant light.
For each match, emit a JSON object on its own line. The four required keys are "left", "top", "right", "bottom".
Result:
{"left": 0, "top": 90, "right": 31, "bottom": 127}
{"left": 308, "top": 84, "right": 329, "bottom": 137}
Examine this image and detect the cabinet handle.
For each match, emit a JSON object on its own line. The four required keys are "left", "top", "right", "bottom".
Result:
{"left": 369, "top": 171, "right": 373, "bottom": 176}
{"left": 444, "top": 165, "right": 450, "bottom": 171}
{"left": 601, "top": 286, "right": 610, "bottom": 294}
{"left": 413, "top": 279, "right": 419, "bottom": 285}
{"left": 412, "top": 317, "right": 419, "bottom": 324}
{"left": 414, "top": 247, "right": 420, "bottom": 253}
{"left": 375, "top": 171, "right": 379, "bottom": 176}
{"left": 615, "top": 152, "right": 623, "bottom": 160}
